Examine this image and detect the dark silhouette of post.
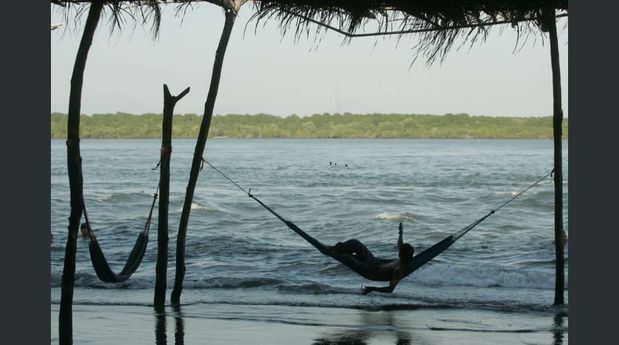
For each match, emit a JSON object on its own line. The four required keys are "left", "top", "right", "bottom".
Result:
{"left": 154, "top": 85, "right": 190, "bottom": 311}
{"left": 155, "top": 310, "right": 167, "bottom": 345}
{"left": 59, "top": 1, "right": 103, "bottom": 344}
{"left": 543, "top": 7, "right": 565, "bottom": 306}
{"left": 171, "top": 8, "right": 238, "bottom": 304}
{"left": 173, "top": 304, "right": 185, "bottom": 345}
{"left": 553, "top": 311, "right": 567, "bottom": 345}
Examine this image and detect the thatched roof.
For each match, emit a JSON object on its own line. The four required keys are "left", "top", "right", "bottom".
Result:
{"left": 52, "top": 0, "right": 568, "bottom": 63}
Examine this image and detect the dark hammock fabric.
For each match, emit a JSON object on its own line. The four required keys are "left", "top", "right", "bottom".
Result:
{"left": 85, "top": 188, "right": 157, "bottom": 283}
{"left": 88, "top": 231, "right": 149, "bottom": 283}
{"left": 402, "top": 212, "right": 493, "bottom": 277}
{"left": 250, "top": 194, "right": 493, "bottom": 282}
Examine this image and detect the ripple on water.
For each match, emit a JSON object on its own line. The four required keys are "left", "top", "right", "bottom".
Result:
{"left": 51, "top": 139, "right": 567, "bottom": 310}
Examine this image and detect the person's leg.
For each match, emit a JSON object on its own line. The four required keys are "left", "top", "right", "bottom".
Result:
{"left": 333, "top": 239, "right": 357, "bottom": 253}
{"left": 333, "top": 239, "right": 372, "bottom": 261}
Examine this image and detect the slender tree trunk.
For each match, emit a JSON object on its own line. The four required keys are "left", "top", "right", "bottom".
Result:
{"left": 154, "top": 85, "right": 190, "bottom": 311}
{"left": 59, "top": 2, "right": 103, "bottom": 344}
{"left": 545, "top": 8, "right": 565, "bottom": 306}
{"left": 171, "top": 9, "right": 237, "bottom": 304}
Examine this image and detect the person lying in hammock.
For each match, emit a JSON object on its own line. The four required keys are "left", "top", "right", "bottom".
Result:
{"left": 246, "top": 191, "right": 415, "bottom": 294}
{"left": 328, "top": 222, "right": 414, "bottom": 295}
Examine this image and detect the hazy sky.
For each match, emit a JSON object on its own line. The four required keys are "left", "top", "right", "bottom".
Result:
{"left": 51, "top": 4, "right": 568, "bottom": 117}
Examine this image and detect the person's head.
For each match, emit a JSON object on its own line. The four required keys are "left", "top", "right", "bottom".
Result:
{"left": 80, "top": 223, "right": 90, "bottom": 236}
{"left": 399, "top": 243, "right": 414, "bottom": 263}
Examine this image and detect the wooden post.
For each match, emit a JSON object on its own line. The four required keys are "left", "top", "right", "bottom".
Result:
{"left": 171, "top": 8, "right": 237, "bottom": 304}
{"left": 154, "top": 85, "right": 190, "bottom": 311}
{"left": 59, "top": 1, "right": 103, "bottom": 343}
{"left": 544, "top": 7, "right": 565, "bottom": 306}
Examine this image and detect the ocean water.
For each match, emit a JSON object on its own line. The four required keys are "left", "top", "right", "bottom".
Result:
{"left": 50, "top": 138, "right": 568, "bottom": 312}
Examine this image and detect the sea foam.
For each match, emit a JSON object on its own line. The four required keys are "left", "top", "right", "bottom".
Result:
{"left": 375, "top": 213, "right": 402, "bottom": 221}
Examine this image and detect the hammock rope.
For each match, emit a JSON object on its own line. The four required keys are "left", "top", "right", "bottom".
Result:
{"left": 403, "top": 168, "right": 554, "bottom": 275}
{"left": 83, "top": 181, "right": 160, "bottom": 283}
{"left": 201, "top": 157, "right": 554, "bottom": 280}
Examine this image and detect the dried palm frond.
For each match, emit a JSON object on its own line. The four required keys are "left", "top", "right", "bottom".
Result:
{"left": 53, "top": 0, "right": 568, "bottom": 62}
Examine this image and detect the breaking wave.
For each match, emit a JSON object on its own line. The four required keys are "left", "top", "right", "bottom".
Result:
{"left": 374, "top": 212, "right": 415, "bottom": 221}
{"left": 51, "top": 264, "right": 563, "bottom": 291}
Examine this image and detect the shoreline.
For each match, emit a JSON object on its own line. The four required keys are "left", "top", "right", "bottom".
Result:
{"left": 50, "top": 302, "right": 567, "bottom": 345}
{"left": 51, "top": 113, "right": 568, "bottom": 140}
{"left": 50, "top": 137, "right": 568, "bottom": 140}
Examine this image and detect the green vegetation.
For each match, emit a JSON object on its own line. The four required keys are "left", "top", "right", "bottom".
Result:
{"left": 50, "top": 112, "right": 568, "bottom": 139}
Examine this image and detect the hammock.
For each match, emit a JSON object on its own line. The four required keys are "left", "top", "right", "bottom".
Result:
{"left": 249, "top": 193, "right": 494, "bottom": 281}
{"left": 84, "top": 186, "right": 158, "bottom": 283}
{"left": 202, "top": 158, "right": 553, "bottom": 281}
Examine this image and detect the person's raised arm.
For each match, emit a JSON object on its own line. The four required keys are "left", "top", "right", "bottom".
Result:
{"left": 397, "top": 222, "right": 404, "bottom": 250}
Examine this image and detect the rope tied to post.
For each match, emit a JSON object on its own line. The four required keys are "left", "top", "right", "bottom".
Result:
{"left": 153, "top": 147, "right": 173, "bottom": 170}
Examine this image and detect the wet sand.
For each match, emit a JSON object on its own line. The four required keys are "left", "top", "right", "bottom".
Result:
{"left": 50, "top": 303, "right": 567, "bottom": 344}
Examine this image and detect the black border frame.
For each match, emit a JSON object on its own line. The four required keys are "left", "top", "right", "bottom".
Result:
{"left": 1, "top": 1, "right": 618, "bottom": 344}
{"left": 569, "top": 1, "right": 619, "bottom": 344}
{"left": 2, "top": 2, "right": 51, "bottom": 344}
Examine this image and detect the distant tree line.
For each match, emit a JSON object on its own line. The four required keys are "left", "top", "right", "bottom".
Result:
{"left": 50, "top": 112, "right": 568, "bottom": 139}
